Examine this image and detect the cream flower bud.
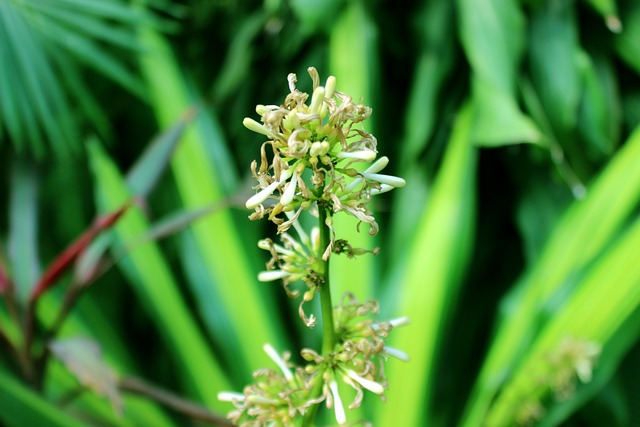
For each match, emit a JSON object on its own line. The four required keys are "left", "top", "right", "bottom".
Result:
{"left": 246, "top": 169, "right": 293, "bottom": 209}
{"left": 365, "top": 173, "right": 406, "bottom": 188}
{"left": 258, "top": 270, "right": 290, "bottom": 282}
{"left": 280, "top": 172, "right": 298, "bottom": 206}
{"left": 363, "top": 156, "right": 390, "bottom": 174}
{"left": 337, "top": 149, "right": 377, "bottom": 162}
{"left": 246, "top": 181, "right": 280, "bottom": 209}
{"left": 243, "top": 117, "right": 276, "bottom": 139}
{"left": 369, "top": 184, "right": 395, "bottom": 196}
{"left": 310, "top": 141, "right": 330, "bottom": 157}
{"left": 325, "top": 76, "right": 337, "bottom": 98}
{"left": 310, "top": 87, "right": 325, "bottom": 114}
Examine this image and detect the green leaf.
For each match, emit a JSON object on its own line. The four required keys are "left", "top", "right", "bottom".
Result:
{"left": 7, "top": 160, "right": 41, "bottom": 302}
{"left": 471, "top": 76, "right": 541, "bottom": 146}
{"left": 378, "top": 103, "right": 477, "bottom": 427}
{"left": 457, "top": 0, "right": 524, "bottom": 94}
{"left": 87, "top": 139, "right": 232, "bottom": 411}
{"left": 485, "top": 216, "right": 640, "bottom": 425}
{"left": 135, "top": 20, "right": 287, "bottom": 377}
{"left": 528, "top": 0, "right": 581, "bottom": 139}
{"left": 581, "top": 0, "right": 622, "bottom": 32}
{"left": 461, "top": 123, "right": 640, "bottom": 426}
{"left": 576, "top": 50, "right": 620, "bottom": 159}
{"left": 615, "top": 1, "right": 640, "bottom": 75}
{"left": 0, "top": 368, "right": 90, "bottom": 427}
{"left": 457, "top": 0, "right": 540, "bottom": 146}
{"left": 401, "top": 0, "right": 456, "bottom": 161}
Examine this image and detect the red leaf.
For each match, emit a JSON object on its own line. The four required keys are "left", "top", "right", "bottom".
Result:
{"left": 0, "top": 264, "right": 9, "bottom": 295}
{"left": 30, "top": 204, "right": 131, "bottom": 302}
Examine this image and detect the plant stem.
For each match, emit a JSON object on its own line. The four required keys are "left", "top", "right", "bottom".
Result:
{"left": 317, "top": 206, "right": 336, "bottom": 355}
{"left": 301, "top": 206, "right": 337, "bottom": 427}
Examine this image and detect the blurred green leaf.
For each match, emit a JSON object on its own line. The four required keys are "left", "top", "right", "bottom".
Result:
{"left": 461, "top": 122, "right": 640, "bottom": 426}
{"left": 7, "top": 160, "right": 40, "bottom": 302}
{"left": 529, "top": 0, "right": 581, "bottom": 139}
{"left": 88, "top": 139, "right": 232, "bottom": 411}
{"left": 135, "top": 17, "right": 287, "bottom": 378}
{"left": 576, "top": 50, "right": 619, "bottom": 159}
{"left": 379, "top": 103, "right": 476, "bottom": 427}
{"left": 0, "top": 368, "right": 89, "bottom": 427}
{"left": 581, "top": 0, "right": 622, "bottom": 32}
{"left": 457, "top": 0, "right": 540, "bottom": 146}
{"left": 485, "top": 215, "right": 640, "bottom": 425}
{"left": 615, "top": 0, "right": 640, "bottom": 74}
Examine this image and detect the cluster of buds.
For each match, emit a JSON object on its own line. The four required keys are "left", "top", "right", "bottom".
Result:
{"left": 243, "top": 67, "right": 405, "bottom": 253}
{"left": 219, "top": 296, "right": 409, "bottom": 426}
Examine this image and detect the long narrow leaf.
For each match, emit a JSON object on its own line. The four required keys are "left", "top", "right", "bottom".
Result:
{"left": 87, "top": 140, "right": 232, "bottom": 411}
{"left": 461, "top": 123, "right": 640, "bottom": 426}
{"left": 135, "top": 14, "right": 287, "bottom": 377}
{"left": 0, "top": 368, "right": 89, "bottom": 427}
{"left": 378, "top": 103, "right": 476, "bottom": 426}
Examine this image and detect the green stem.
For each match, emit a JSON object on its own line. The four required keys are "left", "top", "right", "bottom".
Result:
{"left": 301, "top": 205, "right": 336, "bottom": 427}
{"left": 318, "top": 206, "right": 336, "bottom": 355}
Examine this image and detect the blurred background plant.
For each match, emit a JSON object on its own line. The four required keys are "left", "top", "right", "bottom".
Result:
{"left": 1, "top": 0, "right": 640, "bottom": 426}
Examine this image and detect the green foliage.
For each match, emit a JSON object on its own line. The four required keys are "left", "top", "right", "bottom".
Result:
{"left": 1, "top": 0, "right": 640, "bottom": 426}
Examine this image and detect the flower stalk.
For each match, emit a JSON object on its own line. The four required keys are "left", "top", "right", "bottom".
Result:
{"left": 318, "top": 206, "right": 336, "bottom": 355}
{"left": 219, "top": 67, "right": 407, "bottom": 426}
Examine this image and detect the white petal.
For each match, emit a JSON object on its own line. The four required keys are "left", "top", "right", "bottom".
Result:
{"left": 388, "top": 316, "right": 411, "bottom": 328}
{"left": 280, "top": 172, "right": 298, "bottom": 206}
{"left": 384, "top": 346, "right": 410, "bottom": 362}
{"left": 346, "top": 370, "right": 384, "bottom": 394}
{"left": 263, "top": 344, "right": 293, "bottom": 381}
{"left": 217, "top": 391, "right": 245, "bottom": 402}
{"left": 329, "top": 380, "right": 347, "bottom": 425}
{"left": 258, "top": 270, "right": 290, "bottom": 282}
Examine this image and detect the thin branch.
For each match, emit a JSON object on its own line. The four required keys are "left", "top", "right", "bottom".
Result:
{"left": 118, "top": 376, "right": 234, "bottom": 427}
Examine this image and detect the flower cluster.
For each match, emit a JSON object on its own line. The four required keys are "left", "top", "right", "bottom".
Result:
{"left": 219, "top": 67, "right": 408, "bottom": 426}
{"left": 243, "top": 67, "right": 405, "bottom": 250}
{"left": 515, "top": 337, "right": 601, "bottom": 425}
{"left": 218, "top": 296, "right": 409, "bottom": 426}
